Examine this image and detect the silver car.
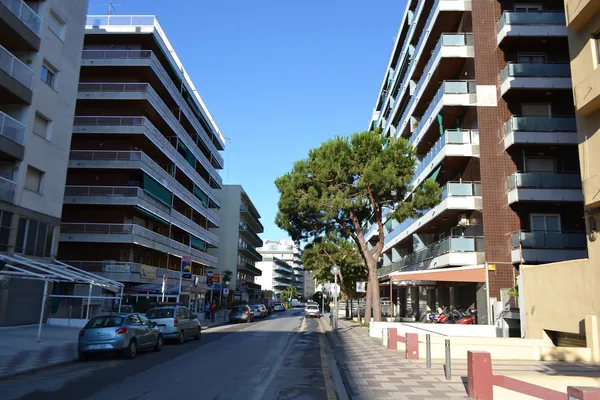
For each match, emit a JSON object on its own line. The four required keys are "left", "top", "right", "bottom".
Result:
{"left": 146, "top": 306, "right": 201, "bottom": 344}
{"left": 304, "top": 304, "right": 321, "bottom": 318}
{"left": 78, "top": 313, "right": 162, "bottom": 360}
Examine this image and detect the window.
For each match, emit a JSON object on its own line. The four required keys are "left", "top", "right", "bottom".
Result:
{"left": 25, "top": 166, "right": 43, "bottom": 193}
{"left": 525, "top": 157, "right": 555, "bottom": 172}
{"left": 518, "top": 53, "right": 547, "bottom": 64}
{"left": 514, "top": 4, "right": 543, "bottom": 12}
{"left": 47, "top": 9, "right": 65, "bottom": 40}
{"left": 33, "top": 112, "right": 51, "bottom": 139}
{"left": 531, "top": 214, "right": 561, "bottom": 232}
{"left": 15, "top": 218, "right": 54, "bottom": 257}
{"left": 595, "top": 31, "right": 600, "bottom": 66}
{"left": 521, "top": 103, "right": 551, "bottom": 116}
{"left": 40, "top": 63, "right": 57, "bottom": 88}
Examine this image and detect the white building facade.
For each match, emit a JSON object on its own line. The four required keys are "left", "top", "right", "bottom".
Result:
{"left": 258, "top": 240, "right": 307, "bottom": 298}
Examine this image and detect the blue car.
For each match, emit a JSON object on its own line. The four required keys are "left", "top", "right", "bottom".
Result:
{"left": 78, "top": 313, "right": 162, "bottom": 360}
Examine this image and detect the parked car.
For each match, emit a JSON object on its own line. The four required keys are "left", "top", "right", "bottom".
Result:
{"left": 249, "top": 305, "right": 264, "bottom": 318}
{"left": 257, "top": 304, "right": 268, "bottom": 316}
{"left": 304, "top": 304, "right": 321, "bottom": 318}
{"left": 230, "top": 305, "right": 254, "bottom": 323}
{"left": 78, "top": 313, "right": 162, "bottom": 360}
{"left": 146, "top": 306, "right": 201, "bottom": 344}
{"left": 273, "top": 303, "right": 286, "bottom": 312}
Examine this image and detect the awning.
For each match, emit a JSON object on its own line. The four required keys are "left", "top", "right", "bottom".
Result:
{"left": 388, "top": 265, "right": 486, "bottom": 283}
{"left": 136, "top": 206, "right": 169, "bottom": 225}
{"left": 128, "top": 283, "right": 179, "bottom": 295}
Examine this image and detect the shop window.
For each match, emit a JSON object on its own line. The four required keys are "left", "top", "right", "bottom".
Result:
{"left": 16, "top": 218, "right": 54, "bottom": 257}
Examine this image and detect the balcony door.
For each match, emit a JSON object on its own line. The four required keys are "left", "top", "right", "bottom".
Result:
{"left": 530, "top": 214, "right": 561, "bottom": 232}
{"left": 518, "top": 53, "right": 547, "bottom": 64}
{"left": 525, "top": 157, "right": 555, "bottom": 173}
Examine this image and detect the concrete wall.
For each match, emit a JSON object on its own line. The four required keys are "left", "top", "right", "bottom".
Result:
{"left": 255, "top": 260, "right": 275, "bottom": 291}
{"left": 210, "top": 185, "right": 242, "bottom": 287}
{"left": 370, "top": 321, "right": 498, "bottom": 339}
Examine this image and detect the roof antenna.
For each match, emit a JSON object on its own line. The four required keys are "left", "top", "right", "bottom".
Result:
{"left": 104, "top": 0, "right": 119, "bottom": 21}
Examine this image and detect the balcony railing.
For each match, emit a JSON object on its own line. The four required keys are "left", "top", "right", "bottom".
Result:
{"left": 0, "top": 175, "right": 17, "bottom": 203}
{"left": 505, "top": 116, "right": 577, "bottom": 133}
{"left": 239, "top": 222, "right": 263, "bottom": 246}
{"left": 378, "top": 235, "right": 484, "bottom": 276}
{"left": 273, "top": 274, "right": 292, "bottom": 281}
{"left": 273, "top": 265, "right": 293, "bottom": 274}
{"left": 0, "top": 44, "right": 34, "bottom": 89}
{"left": 0, "top": 110, "right": 25, "bottom": 145}
{"left": 238, "top": 242, "right": 262, "bottom": 260}
{"left": 501, "top": 63, "right": 571, "bottom": 81}
{"left": 408, "top": 81, "right": 477, "bottom": 147}
{"left": 511, "top": 231, "right": 586, "bottom": 249}
{"left": 413, "top": 129, "right": 478, "bottom": 180}
{"left": 497, "top": 11, "right": 566, "bottom": 32}
{"left": 240, "top": 204, "right": 264, "bottom": 232}
{"left": 237, "top": 262, "right": 262, "bottom": 276}
{"left": 508, "top": 172, "right": 582, "bottom": 190}
{"left": 384, "top": 181, "right": 481, "bottom": 245}
{"left": 60, "top": 223, "right": 218, "bottom": 265}
{"left": 0, "top": 0, "right": 41, "bottom": 34}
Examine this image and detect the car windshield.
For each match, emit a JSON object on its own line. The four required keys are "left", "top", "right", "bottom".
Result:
{"left": 307, "top": 306, "right": 319, "bottom": 310}
{"left": 250, "top": 306, "right": 259, "bottom": 309}
{"left": 233, "top": 306, "right": 247, "bottom": 313}
{"left": 85, "top": 316, "right": 124, "bottom": 329}
{"left": 146, "top": 309, "right": 174, "bottom": 319}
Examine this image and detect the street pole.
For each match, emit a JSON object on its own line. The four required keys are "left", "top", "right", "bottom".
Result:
{"left": 334, "top": 274, "right": 338, "bottom": 330}
{"left": 176, "top": 272, "right": 182, "bottom": 304}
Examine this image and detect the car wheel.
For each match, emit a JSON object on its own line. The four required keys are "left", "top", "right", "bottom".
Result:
{"left": 154, "top": 335, "right": 163, "bottom": 352}
{"left": 78, "top": 351, "right": 90, "bottom": 361}
{"left": 178, "top": 330, "right": 185, "bottom": 344}
{"left": 194, "top": 327, "right": 201, "bottom": 340}
{"left": 123, "top": 340, "right": 137, "bottom": 359}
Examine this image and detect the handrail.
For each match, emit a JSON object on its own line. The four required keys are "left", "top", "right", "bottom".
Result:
{"left": 507, "top": 172, "right": 582, "bottom": 190}
{"left": 0, "top": 44, "right": 34, "bottom": 89}
{"left": 511, "top": 230, "right": 586, "bottom": 250}
{"left": 0, "top": 110, "right": 26, "bottom": 145}
{"left": 0, "top": 175, "right": 17, "bottom": 203}
{"left": 0, "top": 0, "right": 41, "bottom": 34}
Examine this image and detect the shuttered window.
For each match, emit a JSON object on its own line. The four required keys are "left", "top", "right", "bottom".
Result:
{"left": 142, "top": 173, "right": 172, "bottom": 207}
{"left": 178, "top": 140, "right": 196, "bottom": 168}
{"left": 190, "top": 235, "right": 206, "bottom": 251}
{"left": 193, "top": 185, "right": 208, "bottom": 207}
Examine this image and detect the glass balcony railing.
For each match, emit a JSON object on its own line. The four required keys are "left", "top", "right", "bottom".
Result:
{"left": 412, "top": 129, "right": 478, "bottom": 180}
{"left": 497, "top": 11, "right": 566, "bottom": 32}
{"left": 408, "top": 81, "right": 476, "bottom": 147}
{"left": 0, "top": 175, "right": 16, "bottom": 203}
{"left": 511, "top": 231, "right": 586, "bottom": 249}
{"left": 239, "top": 222, "right": 263, "bottom": 245}
{"left": 0, "top": 110, "right": 25, "bottom": 145}
{"left": 0, "top": 0, "right": 41, "bottom": 35}
{"left": 507, "top": 172, "right": 582, "bottom": 190}
{"left": 273, "top": 265, "right": 293, "bottom": 274}
{"left": 0, "top": 44, "right": 34, "bottom": 89}
{"left": 501, "top": 63, "right": 571, "bottom": 81}
{"left": 505, "top": 116, "right": 577, "bottom": 133}
{"left": 238, "top": 242, "right": 262, "bottom": 260}
{"left": 378, "top": 235, "right": 484, "bottom": 276}
{"left": 384, "top": 181, "right": 481, "bottom": 245}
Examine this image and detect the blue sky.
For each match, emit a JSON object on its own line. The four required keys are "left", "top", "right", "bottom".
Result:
{"left": 87, "top": 0, "right": 404, "bottom": 241}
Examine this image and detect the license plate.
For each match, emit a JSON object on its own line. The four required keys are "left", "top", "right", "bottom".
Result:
{"left": 87, "top": 344, "right": 112, "bottom": 350}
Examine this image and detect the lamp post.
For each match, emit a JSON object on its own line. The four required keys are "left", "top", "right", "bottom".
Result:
{"left": 330, "top": 265, "right": 340, "bottom": 330}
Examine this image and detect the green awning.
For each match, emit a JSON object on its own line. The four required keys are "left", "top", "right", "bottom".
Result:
{"left": 384, "top": 219, "right": 393, "bottom": 232}
{"left": 143, "top": 173, "right": 172, "bottom": 207}
{"left": 178, "top": 140, "right": 196, "bottom": 168}
{"left": 136, "top": 206, "right": 169, "bottom": 225}
{"left": 429, "top": 165, "right": 442, "bottom": 181}
{"left": 193, "top": 185, "right": 208, "bottom": 207}
{"left": 437, "top": 114, "right": 444, "bottom": 136}
{"left": 190, "top": 235, "right": 206, "bottom": 251}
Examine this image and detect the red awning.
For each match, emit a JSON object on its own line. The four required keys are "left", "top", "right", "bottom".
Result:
{"left": 388, "top": 265, "right": 486, "bottom": 283}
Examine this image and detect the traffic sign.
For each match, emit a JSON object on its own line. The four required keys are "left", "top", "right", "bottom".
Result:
{"left": 223, "top": 288, "right": 229, "bottom": 296}
{"left": 331, "top": 283, "right": 340, "bottom": 297}
{"left": 356, "top": 282, "right": 366, "bottom": 293}
{"left": 206, "top": 271, "right": 214, "bottom": 278}
{"left": 181, "top": 256, "right": 192, "bottom": 279}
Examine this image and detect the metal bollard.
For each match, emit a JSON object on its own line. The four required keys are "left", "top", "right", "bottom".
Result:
{"left": 445, "top": 339, "right": 451, "bottom": 380}
{"left": 426, "top": 334, "right": 431, "bottom": 368}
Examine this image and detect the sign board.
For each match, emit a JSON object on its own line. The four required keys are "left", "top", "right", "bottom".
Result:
{"left": 181, "top": 256, "right": 192, "bottom": 279}
{"left": 264, "top": 290, "right": 273, "bottom": 299}
{"left": 207, "top": 280, "right": 213, "bottom": 287}
{"left": 487, "top": 264, "right": 496, "bottom": 271}
{"left": 331, "top": 283, "right": 340, "bottom": 297}
{"left": 103, "top": 264, "right": 131, "bottom": 273}
{"left": 213, "top": 283, "right": 223, "bottom": 291}
{"left": 356, "top": 282, "right": 366, "bottom": 293}
{"left": 223, "top": 288, "right": 229, "bottom": 296}
{"left": 140, "top": 265, "right": 156, "bottom": 279}
{"left": 212, "top": 273, "right": 220, "bottom": 283}
{"left": 206, "top": 271, "right": 214, "bottom": 278}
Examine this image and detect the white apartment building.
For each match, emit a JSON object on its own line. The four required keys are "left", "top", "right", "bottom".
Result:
{"left": 0, "top": 0, "right": 89, "bottom": 326}
{"left": 258, "top": 240, "right": 306, "bottom": 298}
{"left": 255, "top": 256, "right": 294, "bottom": 298}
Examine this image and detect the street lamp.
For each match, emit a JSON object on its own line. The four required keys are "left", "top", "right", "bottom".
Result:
{"left": 330, "top": 265, "right": 340, "bottom": 330}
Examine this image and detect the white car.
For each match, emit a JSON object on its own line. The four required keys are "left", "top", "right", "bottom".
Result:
{"left": 304, "top": 304, "right": 321, "bottom": 318}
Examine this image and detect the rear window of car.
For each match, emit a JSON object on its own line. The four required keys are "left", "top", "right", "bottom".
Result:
{"left": 146, "top": 308, "right": 174, "bottom": 319}
{"left": 85, "top": 316, "right": 124, "bottom": 328}
{"left": 306, "top": 306, "right": 319, "bottom": 310}
{"left": 233, "top": 306, "right": 247, "bottom": 312}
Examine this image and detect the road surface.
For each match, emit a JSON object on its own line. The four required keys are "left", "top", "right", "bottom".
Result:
{"left": 0, "top": 309, "right": 340, "bottom": 400}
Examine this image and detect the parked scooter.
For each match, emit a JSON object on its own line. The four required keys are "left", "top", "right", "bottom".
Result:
{"left": 455, "top": 309, "right": 478, "bottom": 324}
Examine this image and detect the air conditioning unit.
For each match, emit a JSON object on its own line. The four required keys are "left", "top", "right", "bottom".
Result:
{"left": 458, "top": 214, "right": 470, "bottom": 227}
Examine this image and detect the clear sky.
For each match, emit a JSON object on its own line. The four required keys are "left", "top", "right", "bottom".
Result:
{"left": 87, "top": 0, "right": 404, "bottom": 242}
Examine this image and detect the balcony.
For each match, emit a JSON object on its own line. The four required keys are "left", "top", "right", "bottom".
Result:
{"left": 240, "top": 204, "right": 264, "bottom": 233}
{"left": 244, "top": 281, "right": 261, "bottom": 291}
{"left": 0, "top": 175, "right": 16, "bottom": 204}
{"left": 80, "top": 51, "right": 224, "bottom": 168}
{"left": 497, "top": 11, "right": 567, "bottom": 46}
{"left": 378, "top": 235, "right": 484, "bottom": 277}
{"left": 500, "top": 63, "right": 572, "bottom": 96}
{"left": 273, "top": 264, "right": 293, "bottom": 275}
{"left": 63, "top": 185, "right": 219, "bottom": 246}
{"left": 408, "top": 81, "right": 477, "bottom": 148}
{"left": 273, "top": 273, "right": 293, "bottom": 282}
{"left": 507, "top": 172, "right": 583, "bottom": 204}
{"left": 0, "top": 0, "right": 41, "bottom": 49}
{"left": 511, "top": 231, "right": 587, "bottom": 264}
{"left": 0, "top": 44, "right": 33, "bottom": 103}
{"left": 0, "top": 110, "right": 25, "bottom": 160}
{"left": 237, "top": 261, "right": 262, "bottom": 276}
{"left": 60, "top": 223, "right": 218, "bottom": 267}
{"left": 503, "top": 116, "right": 578, "bottom": 149}
{"left": 384, "top": 181, "right": 482, "bottom": 251}
{"left": 68, "top": 150, "right": 220, "bottom": 226}
{"left": 72, "top": 116, "right": 222, "bottom": 198}
{"left": 238, "top": 243, "right": 262, "bottom": 261}
{"left": 239, "top": 222, "right": 263, "bottom": 247}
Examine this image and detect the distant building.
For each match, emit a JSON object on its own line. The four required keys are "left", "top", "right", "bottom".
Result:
{"left": 258, "top": 240, "right": 304, "bottom": 298}
{"left": 255, "top": 257, "right": 294, "bottom": 297}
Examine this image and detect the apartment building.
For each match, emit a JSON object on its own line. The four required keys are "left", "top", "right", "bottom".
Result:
{"left": 209, "top": 185, "right": 263, "bottom": 303}
{"left": 368, "top": 0, "right": 585, "bottom": 326}
{"left": 0, "top": 0, "right": 88, "bottom": 325}
{"left": 255, "top": 256, "right": 294, "bottom": 298}
{"left": 57, "top": 15, "right": 225, "bottom": 309}
{"left": 522, "top": 0, "right": 600, "bottom": 347}
{"left": 258, "top": 240, "right": 305, "bottom": 298}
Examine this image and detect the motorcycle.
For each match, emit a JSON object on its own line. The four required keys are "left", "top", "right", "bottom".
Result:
{"left": 455, "top": 308, "right": 477, "bottom": 324}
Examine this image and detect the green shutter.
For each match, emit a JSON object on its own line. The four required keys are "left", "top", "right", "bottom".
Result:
{"left": 384, "top": 219, "right": 393, "bottom": 231}
{"left": 178, "top": 140, "right": 196, "bottom": 168}
{"left": 437, "top": 114, "right": 444, "bottom": 136}
{"left": 429, "top": 165, "right": 442, "bottom": 181}
{"left": 190, "top": 235, "right": 206, "bottom": 251}
{"left": 143, "top": 174, "right": 172, "bottom": 207}
{"left": 193, "top": 185, "right": 208, "bottom": 206}
{"left": 136, "top": 206, "right": 169, "bottom": 225}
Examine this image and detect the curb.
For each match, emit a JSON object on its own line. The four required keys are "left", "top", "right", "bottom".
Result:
{"left": 0, "top": 358, "right": 79, "bottom": 382}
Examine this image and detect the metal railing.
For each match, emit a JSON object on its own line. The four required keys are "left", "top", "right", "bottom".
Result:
{"left": 0, "top": 175, "right": 17, "bottom": 203}
{"left": 63, "top": 260, "right": 181, "bottom": 279}
{"left": 498, "top": 11, "right": 566, "bottom": 31}
{"left": 501, "top": 62, "right": 571, "bottom": 81}
{"left": 239, "top": 222, "right": 263, "bottom": 246}
{"left": 240, "top": 204, "right": 264, "bottom": 232}
{"left": 273, "top": 265, "right": 294, "bottom": 274}
{"left": 0, "top": 110, "right": 25, "bottom": 145}
{"left": 378, "top": 235, "right": 484, "bottom": 276}
{"left": 60, "top": 223, "right": 218, "bottom": 265}
{"left": 413, "top": 129, "right": 478, "bottom": 180}
{"left": 505, "top": 116, "right": 577, "bottom": 133}
{"left": 0, "top": 44, "right": 34, "bottom": 89}
{"left": 238, "top": 242, "right": 262, "bottom": 260}
{"left": 0, "top": 0, "right": 41, "bottom": 34}
{"left": 236, "top": 262, "right": 262, "bottom": 276}
{"left": 384, "top": 181, "right": 481, "bottom": 245}
{"left": 507, "top": 172, "right": 582, "bottom": 190}
{"left": 511, "top": 231, "right": 586, "bottom": 249}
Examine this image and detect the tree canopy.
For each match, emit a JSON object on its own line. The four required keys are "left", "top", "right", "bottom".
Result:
{"left": 275, "top": 129, "right": 441, "bottom": 321}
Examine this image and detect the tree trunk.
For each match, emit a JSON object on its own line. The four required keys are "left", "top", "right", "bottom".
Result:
{"left": 366, "top": 257, "right": 382, "bottom": 322}
{"left": 364, "top": 281, "right": 372, "bottom": 323}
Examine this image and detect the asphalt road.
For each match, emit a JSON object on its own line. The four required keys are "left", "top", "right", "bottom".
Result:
{"left": 0, "top": 309, "right": 339, "bottom": 400}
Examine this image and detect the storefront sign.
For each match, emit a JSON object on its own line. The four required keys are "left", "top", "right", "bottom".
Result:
{"left": 212, "top": 273, "right": 220, "bottom": 283}
{"left": 140, "top": 265, "right": 157, "bottom": 279}
{"left": 181, "top": 255, "right": 192, "bottom": 279}
{"left": 103, "top": 264, "right": 131, "bottom": 273}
